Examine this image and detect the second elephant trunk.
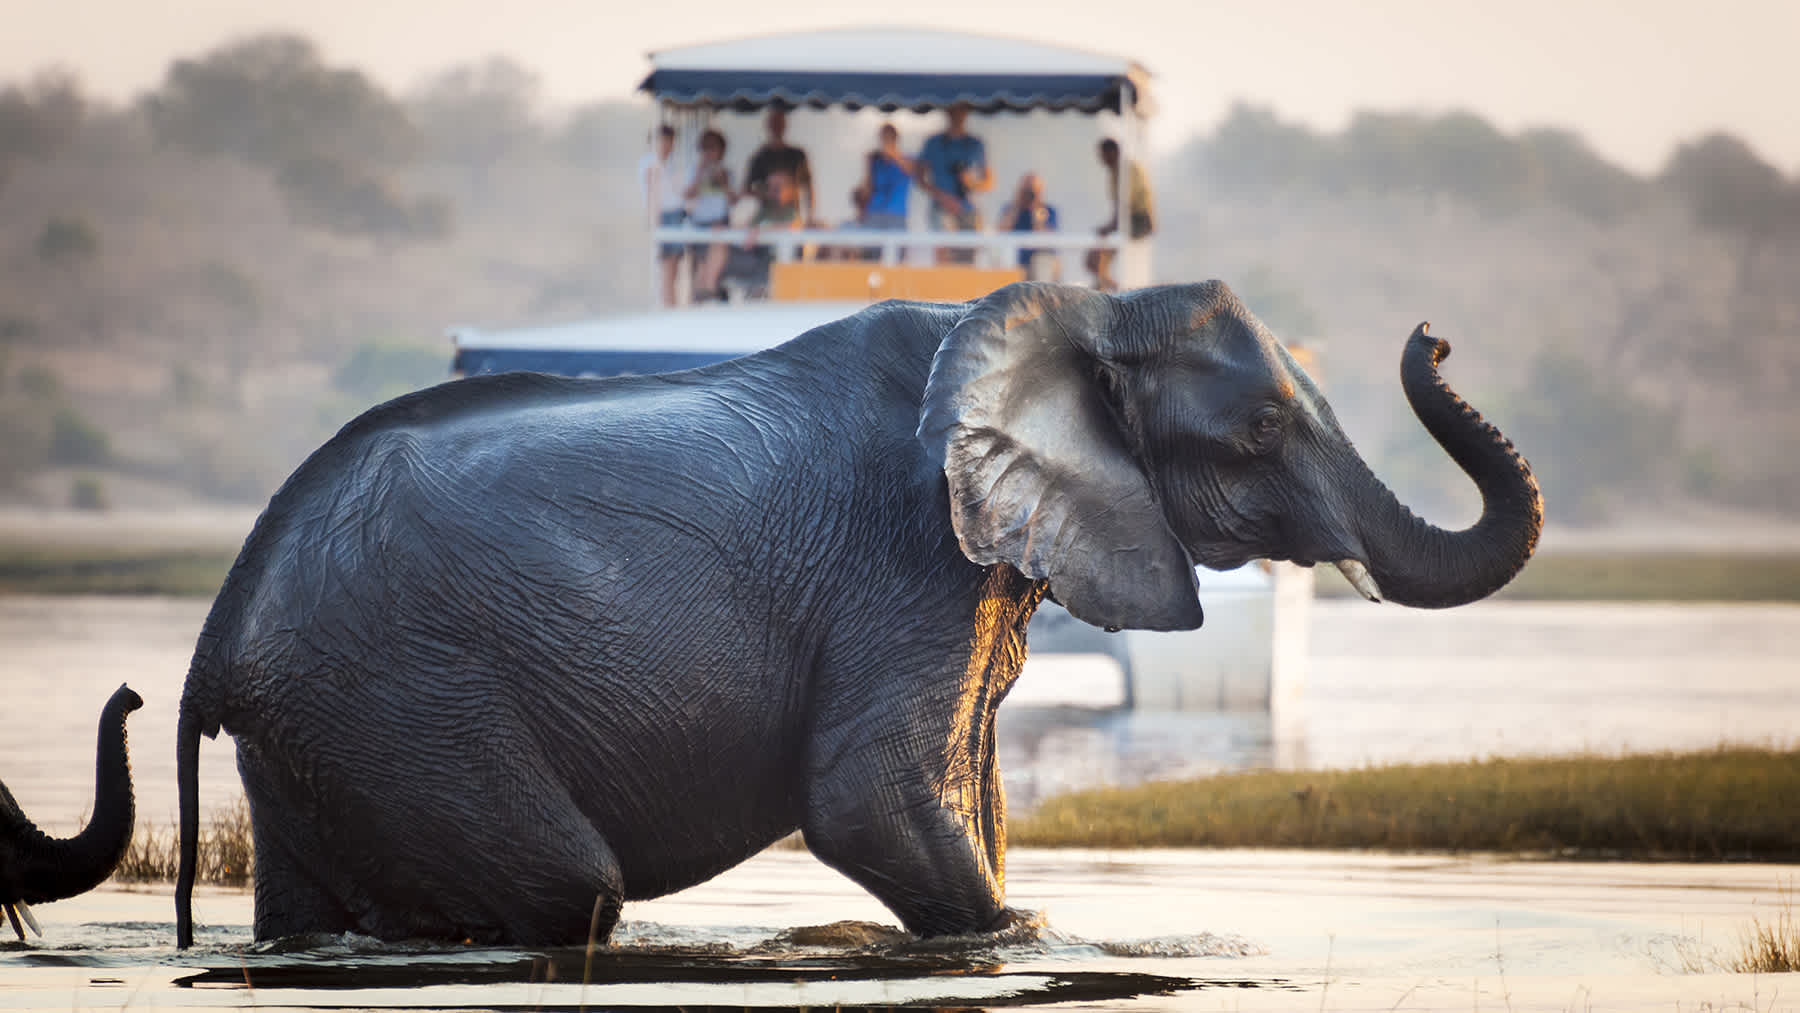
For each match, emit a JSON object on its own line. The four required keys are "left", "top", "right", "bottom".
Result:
{"left": 2, "top": 684, "right": 142, "bottom": 912}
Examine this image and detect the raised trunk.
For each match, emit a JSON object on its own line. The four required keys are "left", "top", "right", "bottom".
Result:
{"left": 1356, "top": 325, "right": 1544, "bottom": 608}
{"left": 1, "top": 684, "right": 141, "bottom": 911}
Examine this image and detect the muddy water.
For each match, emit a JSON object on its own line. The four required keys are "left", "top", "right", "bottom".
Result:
{"left": 2, "top": 596, "right": 1799, "bottom": 1008}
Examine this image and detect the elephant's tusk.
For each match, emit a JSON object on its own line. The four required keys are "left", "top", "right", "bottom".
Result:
{"left": 1336, "top": 560, "right": 1383, "bottom": 603}
{"left": 16, "top": 900, "right": 41, "bottom": 937}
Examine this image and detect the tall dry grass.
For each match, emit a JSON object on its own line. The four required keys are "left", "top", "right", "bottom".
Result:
{"left": 1013, "top": 747, "right": 1800, "bottom": 858}
{"left": 114, "top": 798, "right": 253, "bottom": 887}
{"left": 1728, "top": 885, "right": 1800, "bottom": 974}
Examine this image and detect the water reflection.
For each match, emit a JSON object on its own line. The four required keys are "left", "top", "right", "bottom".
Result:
{"left": 999, "top": 707, "right": 1274, "bottom": 809}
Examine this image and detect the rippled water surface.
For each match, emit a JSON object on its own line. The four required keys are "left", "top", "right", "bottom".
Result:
{"left": 3, "top": 596, "right": 1798, "bottom": 1009}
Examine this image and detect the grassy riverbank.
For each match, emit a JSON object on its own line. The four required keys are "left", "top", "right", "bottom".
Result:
{"left": 0, "top": 544, "right": 237, "bottom": 596}
{"left": 1011, "top": 747, "right": 1800, "bottom": 859}
{"left": 4, "top": 541, "right": 1799, "bottom": 600}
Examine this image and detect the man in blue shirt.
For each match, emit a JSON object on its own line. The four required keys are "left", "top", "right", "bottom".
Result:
{"left": 914, "top": 102, "right": 993, "bottom": 264}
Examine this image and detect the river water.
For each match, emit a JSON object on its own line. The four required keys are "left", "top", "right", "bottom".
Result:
{"left": 2, "top": 595, "right": 1798, "bottom": 1009}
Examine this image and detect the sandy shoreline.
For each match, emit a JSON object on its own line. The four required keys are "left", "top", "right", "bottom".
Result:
{"left": 0, "top": 506, "right": 260, "bottom": 549}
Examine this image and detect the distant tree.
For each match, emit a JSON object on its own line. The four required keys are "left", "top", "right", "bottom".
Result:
{"left": 1505, "top": 347, "right": 1677, "bottom": 525}
{"left": 1418, "top": 111, "right": 1535, "bottom": 214}
{"left": 409, "top": 57, "right": 543, "bottom": 189}
{"left": 1339, "top": 109, "right": 1533, "bottom": 214}
{"left": 143, "top": 33, "right": 417, "bottom": 169}
{"left": 275, "top": 155, "right": 452, "bottom": 243}
{"left": 1660, "top": 132, "right": 1800, "bottom": 296}
{"left": 34, "top": 216, "right": 99, "bottom": 266}
{"left": 557, "top": 100, "right": 650, "bottom": 170}
{"left": 1233, "top": 265, "right": 1322, "bottom": 339}
{"left": 0, "top": 69, "right": 86, "bottom": 192}
{"left": 1194, "top": 102, "right": 1333, "bottom": 193}
{"left": 1517, "top": 127, "right": 1647, "bottom": 223}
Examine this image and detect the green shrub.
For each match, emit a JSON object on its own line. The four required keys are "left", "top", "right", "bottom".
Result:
{"left": 332, "top": 339, "right": 448, "bottom": 402}
{"left": 47, "top": 407, "right": 109, "bottom": 466}
{"left": 16, "top": 364, "right": 60, "bottom": 399}
{"left": 0, "top": 314, "right": 37, "bottom": 341}
{"left": 68, "top": 473, "right": 107, "bottom": 511}
{"left": 0, "top": 404, "right": 50, "bottom": 487}
{"left": 34, "top": 216, "right": 100, "bottom": 265}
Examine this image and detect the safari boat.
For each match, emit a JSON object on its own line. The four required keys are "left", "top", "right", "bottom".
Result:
{"left": 448, "top": 27, "right": 1312, "bottom": 716}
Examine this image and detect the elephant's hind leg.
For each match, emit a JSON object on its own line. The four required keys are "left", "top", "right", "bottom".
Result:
{"left": 238, "top": 747, "right": 356, "bottom": 940}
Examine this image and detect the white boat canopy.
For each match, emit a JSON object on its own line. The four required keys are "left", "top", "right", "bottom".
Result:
{"left": 639, "top": 26, "right": 1153, "bottom": 115}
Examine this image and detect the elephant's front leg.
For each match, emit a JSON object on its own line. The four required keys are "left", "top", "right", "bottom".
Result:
{"left": 801, "top": 672, "right": 1018, "bottom": 937}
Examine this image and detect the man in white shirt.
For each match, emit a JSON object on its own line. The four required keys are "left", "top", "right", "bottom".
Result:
{"left": 639, "top": 125, "right": 688, "bottom": 307}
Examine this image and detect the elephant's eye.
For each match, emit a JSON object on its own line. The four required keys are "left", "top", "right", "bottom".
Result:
{"left": 1251, "top": 406, "right": 1284, "bottom": 453}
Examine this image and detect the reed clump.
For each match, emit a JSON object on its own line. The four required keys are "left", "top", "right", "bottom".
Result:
{"left": 1012, "top": 747, "right": 1800, "bottom": 859}
{"left": 114, "top": 798, "right": 254, "bottom": 887}
{"left": 1728, "top": 888, "right": 1800, "bottom": 973}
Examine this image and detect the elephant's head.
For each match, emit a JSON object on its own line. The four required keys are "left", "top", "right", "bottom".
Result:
{"left": 917, "top": 281, "right": 1542, "bottom": 631}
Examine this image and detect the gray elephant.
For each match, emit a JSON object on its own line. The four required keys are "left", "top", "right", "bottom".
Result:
{"left": 3, "top": 684, "right": 141, "bottom": 939}
{"left": 175, "top": 281, "right": 1541, "bottom": 947}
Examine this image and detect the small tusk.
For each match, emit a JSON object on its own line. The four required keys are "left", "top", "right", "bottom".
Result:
{"left": 4, "top": 904, "right": 22, "bottom": 941}
{"left": 1336, "top": 560, "right": 1382, "bottom": 603}
{"left": 17, "top": 900, "right": 41, "bottom": 937}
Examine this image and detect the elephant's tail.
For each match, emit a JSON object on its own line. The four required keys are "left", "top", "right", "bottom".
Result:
{"left": 176, "top": 586, "right": 241, "bottom": 949}
{"left": 175, "top": 701, "right": 200, "bottom": 949}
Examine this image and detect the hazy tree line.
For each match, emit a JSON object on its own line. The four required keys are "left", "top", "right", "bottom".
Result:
{"left": 0, "top": 33, "right": 1796, "bottom": 529}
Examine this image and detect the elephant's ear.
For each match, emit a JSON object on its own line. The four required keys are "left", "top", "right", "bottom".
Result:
{"left": 917, "top": 282, "right": 1202, "bottom": 632}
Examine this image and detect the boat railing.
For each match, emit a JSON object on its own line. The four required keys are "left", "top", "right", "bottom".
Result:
{"left": 650, "top": 224, "right": 1126, "bottom": 269}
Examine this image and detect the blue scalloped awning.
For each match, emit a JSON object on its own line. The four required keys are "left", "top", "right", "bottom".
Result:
{"left": 639, "top": 69, "right": 1132, "bottom": 114}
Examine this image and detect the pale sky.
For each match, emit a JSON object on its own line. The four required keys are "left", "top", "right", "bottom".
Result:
{"left": 8, "top": 0, "right": 1796, "bottom": 175}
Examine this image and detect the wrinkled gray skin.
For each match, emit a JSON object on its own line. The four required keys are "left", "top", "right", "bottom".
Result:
{"left": 176, "top": 281, "right": 1541, "bottom": 947}
{"left": 3, "top": 684, "right": 141, "bottom": 939}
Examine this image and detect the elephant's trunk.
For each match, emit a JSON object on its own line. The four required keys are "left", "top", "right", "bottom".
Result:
{"left": 1352, "top": 325, "right": 1543, "bottom": 608}
{"left": 3, "top": 684, "right": 141, "bottom": 908}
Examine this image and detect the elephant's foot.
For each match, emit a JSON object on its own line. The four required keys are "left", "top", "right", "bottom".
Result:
{"left": 984, "top": 905, "right": 1044, "bottom": 936}
{"left": 802, "top": 796, "right": 1010, "bottom": 938}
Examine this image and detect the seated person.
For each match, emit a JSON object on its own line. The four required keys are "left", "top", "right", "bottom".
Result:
{"left": 816, "top": 183, "right": 883, "bottom": 263}
{"left": 996, "top": 172, "right": 1060, "bottom": 281}
{"left": 699, "top": 168, "right": 803, "bottom": 301}
{"left": 685, "top": 128, "right": 737, "bottom": 302}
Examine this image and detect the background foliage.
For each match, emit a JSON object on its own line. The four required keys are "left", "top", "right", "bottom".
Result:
{"left": 0, "top": 35, "right": 1795, "bottom": 530}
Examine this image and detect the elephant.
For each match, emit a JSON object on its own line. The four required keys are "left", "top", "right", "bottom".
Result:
{"left": 174, "top": 280, "right": 1541, "bottom": 947}
{"left": 3, "top": 683, "right": 142, "bottom": 939}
